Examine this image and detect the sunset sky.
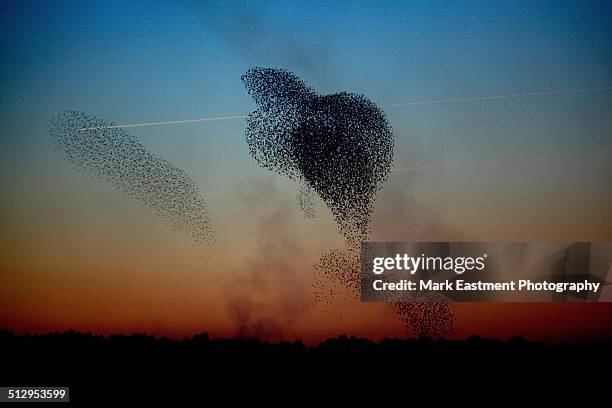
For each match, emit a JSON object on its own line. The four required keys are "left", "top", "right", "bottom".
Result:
{"left": 1, "top": 0, "right": 611, "bottom": 343}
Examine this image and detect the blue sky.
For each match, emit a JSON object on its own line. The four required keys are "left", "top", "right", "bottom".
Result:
{"left": 1, "top": 0, "right": 611, "bottom": 239}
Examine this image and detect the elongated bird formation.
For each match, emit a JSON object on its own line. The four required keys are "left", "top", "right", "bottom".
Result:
{"left": 49, "top": 110, "right": 214, "bottom": 247}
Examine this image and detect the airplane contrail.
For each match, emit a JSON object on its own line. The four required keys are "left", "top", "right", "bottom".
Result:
{"left": 77, "top": 85, "right": 612, "bottom": 131}
{"left": 381, "top": 85, "right": 612, "bottom": 107}
{"left": 78, "top": 115, "right": 247, "bottom": 131}
{"left": 391, "top": 166, "right": 435, "bottom": 172}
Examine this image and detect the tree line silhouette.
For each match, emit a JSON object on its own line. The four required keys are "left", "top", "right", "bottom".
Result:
{"left": 1, "top": 329, "right": 609, "bottom": 403}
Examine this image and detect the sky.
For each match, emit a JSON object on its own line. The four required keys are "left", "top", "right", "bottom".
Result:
{"left": 1, "top": 0, "right": 611, "bottom": 342}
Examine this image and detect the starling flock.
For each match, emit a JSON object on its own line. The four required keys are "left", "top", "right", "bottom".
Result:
{"left": 49, "top": 68, "right": 454, "bottom": 338}
{"left": 242, "top": 67, "right": 394, "bottom": 248}
{"left": 241, "top": 68, "right": 453, "bottom": 337}
{"left": 49, "top": 110, "right": 214, "bottom": 247}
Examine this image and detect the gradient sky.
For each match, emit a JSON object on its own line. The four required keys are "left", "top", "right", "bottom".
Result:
{"left": 1, "top": 0, "right": 611, "bottom": 342}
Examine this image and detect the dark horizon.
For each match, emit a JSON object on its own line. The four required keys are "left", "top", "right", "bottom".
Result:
{"left": 2, "top": 328, "right": 611, "bottom": 345}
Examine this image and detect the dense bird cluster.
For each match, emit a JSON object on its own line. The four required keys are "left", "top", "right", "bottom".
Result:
{"left": 242, "top": 67, "right": 393, "bottom": 247}
{"left": 241, "top": 68, "right": 453, "bottom": 337}
{"left": 49, "top": 110, "right": 214, "bottom": 247}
